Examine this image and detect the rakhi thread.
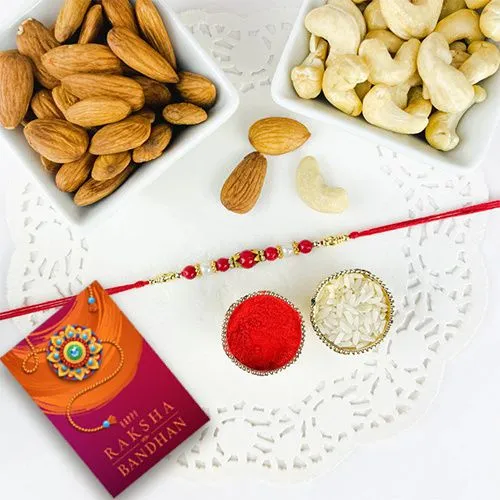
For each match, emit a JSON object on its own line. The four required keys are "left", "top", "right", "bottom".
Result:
{"left": 1, "top": 200, "right": 499, "bottom": 322}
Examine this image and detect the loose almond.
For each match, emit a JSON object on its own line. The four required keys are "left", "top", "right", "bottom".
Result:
{"left": 24, "top": 118, "right": 89, "bottom": 163}
{"left": 41, "top": 156, "right": 61, "bottom": 174}
{"left": 92, "top": 151, "right": 131, "bottom": 181}
{"left": 107, "top": 27, "right": 178, "bottom": 83}
{"left": 78, "top": 5, "right": 104, "bottom": 44}
{"left": 52, "top": 85, "right": 79, "bottom": 116}
{"left": 90, "top": 115, "right": 151, "bottom": 155}
{"left": 176, "top": 72, "right": 217, "bottom": 109}
{"left": 102, "top": 0, "right": 138, "bottom": 33}
{"left": 133, "top": 76, "right": 171, "bottom": 108}
{"left": 74, "top": 166, "right": 133, "bottom": 206}
{"left": 66, "top": 97, "right": 131, "bottom": 127}
{"left": 56, "top": 152, "right": 95, "bottom": 192}
{"left": 55, "top": 0, "right": 92, "bottom": 43}
{"left": 162, "top": 102, "right": 207, "bottom": 125}
{"left": 249, "top": 117, "right": 311, "bottom": 156}
{"left": 133, "top": 123, "right": 172, "bottom": 163}
{"left": 220, "top": 152, "right": 268, "bottom": 214}
{"left": 135, "top": 0, "right": 176, "bottom": 69}
{"left": 31, "top": 89, "right": 65, "bottom": 119}
{"left": 0, "top": 51, "right": 34, "bottom": 129}
{"left": 42, "top": 44, "right": 122, "bottom": 80}
{"left": 136, "top": 108, "right": 156, "bottom": 123}
{"left": 62, "top": 73, "right": 145, "bottom": 111}
{"left": 16, "top": 19, "right": 60, "bottom": 89}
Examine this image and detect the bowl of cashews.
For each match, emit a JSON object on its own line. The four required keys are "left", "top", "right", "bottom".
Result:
{"left": 272, "top": 0, "right": 500, "bottom": 170}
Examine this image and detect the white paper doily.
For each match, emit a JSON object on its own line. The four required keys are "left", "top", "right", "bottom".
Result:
{"left": 3, "top": 8, "right": 490, "bottom": 482}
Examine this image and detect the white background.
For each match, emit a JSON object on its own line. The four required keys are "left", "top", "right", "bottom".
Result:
{"left": 1, "top": 1, "right": 500, "bottom": 499}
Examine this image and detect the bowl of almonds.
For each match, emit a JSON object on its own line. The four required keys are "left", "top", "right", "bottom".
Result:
{"left": 0, "top": 0, "right": 239, "bottom": 228}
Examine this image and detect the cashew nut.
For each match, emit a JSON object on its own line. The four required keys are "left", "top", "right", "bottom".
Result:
{"left": 365, "top": 30, "right": 404, "bottom": 54}
{"left": 417, "top": 32, "right": 474, "bottom": 113}
{"left": 364, "top": 0, "right": 388, "bottom": 31}
{"left": 440, "top": 0, "right": 466, "bottom": 20}
{"left": 390, "top": 72, "right": 423, "bottom": 108}
{"left": 459, "top": 41, "right": 500, "bottom": 85}
{"left": 379, "top": 0, "right": 443, "bottom": 40}
{"left": 291, "top": 35, "right": 329, "bottom": 99}
{"left": 362, "top": 84, "right": 429, "bottom": 134}
{"left": 327, "top": 0, "right": 367, "bottom": 39}
{"left": 480, "top": 0, "right": 500, "bottom": 42}
{"left": 435, "top": 9, "right": 484, "bottom": 44}
{"left": 359, "top": 38, "right": 420, "bottom": 85}
{"left": 405, "top": 86, "right": 433, "bottom": 117}
{"left": 425, "top": 85, "right": 486, "bottom": 151}
{"left": 296, "top": 156, "right": 348, "bottom": 214}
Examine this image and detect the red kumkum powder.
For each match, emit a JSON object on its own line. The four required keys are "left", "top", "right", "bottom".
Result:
{"left": 225, "top": 294, "right": 303, "bottom": 373}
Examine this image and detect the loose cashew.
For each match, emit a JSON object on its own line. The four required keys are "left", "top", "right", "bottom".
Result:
{"left": 365, "top": 30, "right": 404, "bottom": 54}
{"left": 296, "top": 156, "right": 348, "bottom": 214}
{"left": 405, "top": 86, "right": 433, "bottom": 117}
{"left": 459, "top": 41, "right": 500, "bottom": 85}
{"left": 379, "top": 0, "right": 443, "bottom": 40}
{"left": 480, "top": 0, "right": 500, "bottom": 42}
{"left": 435, "top": 9, "right": 484, "bottom": 44}
{"left": 440, "top": 0, "right": 466, "bottom": 20}
{"left": 389, "top": 72, "right": 422, "bottom": 108}
{"left": 364, "top": 0, "right": 388, "bottom": 31}
{"left": 359, "top": 38, "right": 420, "bottom": 85}
{"left": 417, "top": 32, "right": 474, "bottom": 113}
{"left": 425, "top": 85, "right": 486, "bottom": 151}
{"left": 291, "top": 35, "right": 329, "bottom": 99}
{"left": 327, "top": 0, "right": 367, "bottom": 39}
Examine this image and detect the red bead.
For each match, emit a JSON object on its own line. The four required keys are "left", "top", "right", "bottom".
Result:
{"left": 298, "top": 240, "right": 314, "bottom": 254}
{"left": 238, "top": 250, "right": 257, "bottom": 269}
{"left": 181, "top": 265, "right": 197, "bottom": 280}
{"left": 216, "top": 258, "right": 230, "bottom": 272}
{"left": 264, "top": 247, "right": 279, "bottom": 261}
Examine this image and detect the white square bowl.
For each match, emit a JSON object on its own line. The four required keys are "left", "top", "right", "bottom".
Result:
{"left": 0, "top": 0, "right": 239, "bottom": 230}
{"left": 271, "top": 0, "right": 500, "bottom": 172}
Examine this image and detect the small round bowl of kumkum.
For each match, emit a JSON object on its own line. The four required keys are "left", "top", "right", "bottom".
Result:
{"left": 222, "top": 291, "right": 305, "bottom": 376}
{"left": 311, "top": 270, "right": 394, "bottom": 355}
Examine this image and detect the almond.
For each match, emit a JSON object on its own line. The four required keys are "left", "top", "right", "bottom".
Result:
{"left": 52, "top": 85, "right": 79, "bottom": 115}
{"left": 249, "top": 117, "right": 311, "bottom": 156}
{"left": 132, "top": 123, "right": 172, "bottom": 163}
{"left": 74, "top": 166, "right": 133, "bottom": 206}
{"left": 135, "top": 0, "right": 176, "bottom": 69}
{"left": 102, "top": 0, "right": 138, "bottom": 33}
{"left": 132, "top": 76, "right": 171, "bottom": 108}
{"left": 24, "top": 119, "right": 89, "bottom": 163}
{"left": 92, "top": 151, "right": 131, "bottom": 181}
{"left": 176, "top": 72, "right": 217, "bottom": 109}
{"left": 42, "top": 44, "right": 122, "bottom": 80}
{"left": 16, "top": 19, "right": 60, "bottom": 89}
{"left": 220, "top": 152, "right": 268, "bottom": 214}
{"left": 0, "top": 51, "right": 34, "bottom": 129}
{"left": 78, "top": 5, "right": 104, "bottom": 44}
{"left": 40, "top": 155, "right": 61, "bottom": 174}
{"left": 56, "top": 152, "right": 94, "bottom": 192}
{"left": 31, "top": 89, "right": 65, "bottom": 119}
{"left": 162, "top": 103, "right": 207, "bottom": 125}
{"left": 107, "top": 27, "right": 178, "bottom": 83}
{"left": 54, "top": 0, "right": 92, "bottom": 43}
{"left": 90, "top": 115, "right": 151, "bottom": 155}
{"left": 66, "top": 97, "right": 131, "bottom": 127}
{"left": 62, "top": 73, "right": 145, "bottom": 111}
{"left": 136, "top": 107, "right": 156, "bottom": 123}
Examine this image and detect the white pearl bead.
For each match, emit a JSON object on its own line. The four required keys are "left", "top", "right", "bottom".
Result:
{"left": 281, "top": 244, "right": 295, "bottom": 257}
{"left": 200, "top": 262, "right": 214, "bottom": 275}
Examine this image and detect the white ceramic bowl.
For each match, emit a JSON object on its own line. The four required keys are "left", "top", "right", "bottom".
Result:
{"left": 0, "top": 0, "right": 239, "bottom": 229}
{"left": 272, "top": 0, "right": 500, "bottom": 171}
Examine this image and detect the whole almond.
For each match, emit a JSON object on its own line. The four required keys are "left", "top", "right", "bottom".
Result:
{"left": 42, "top": 44, "right": 122, "bottom": 80}
{"left": 62, "top": 73, "right": 145, "bottom": 111}
{"left": 78, "top": 5, "right": 104, "bottom": 44}
{"left": 102, "top": 0, "right": 138, "bottom": 33}
{"left": 220, "top": 152, "right": 268, "bottom": 214}
{"left": 176, "top": 72, "right": 217, "bottom": 109}
{"left": 162, "top": 103, "right": 207, "bottom": 125}
{"left": 136, "top": 108, "right": 156, "bottom": 123}
{"left": 135, "top": 0, "right": 176, "bottom": 69}
{"left": 16, "top": 19, "right": 60, "bottom": 89}
{"left": 52, "top": 85, "right": 79, "bottom": 116}
{"left": 55, "top": 0, "right": 92, "bottom": 43}
{"left": 56, "top": 152, "right": 94, "bottom": 192}
{"left": 0, "top": 51, "right": 34, "bottom": 129}
{"left": 31, "top": 89, "right": 65, "bottom": 119}
{"left": 75, "top": 166, "right": 133, "bottom": 206}
{"left": 90, "top": 115, "right": 151, "bottom": 155}
{"left": 249, "top": 117, "right": 311, "bottom": 156}
{"left": 41, "top": 156, "right": 61, "bottom": 174}
{"left": 133, "top": 76, "right": 171, "bottom": 108}
{"left": 107, "top": 27, "right": 178, "bottom": 83}
{"left": 133, "top": 123, "right": 172, "bottom": 163}
{"left": 24, "top": 119, "right": 89, "bottom": 163}
{"left": 66, "top": 97, "right": 131, "bottom": 127}
{"left": 92, "top": 151, "right": 131, "bottom": 181}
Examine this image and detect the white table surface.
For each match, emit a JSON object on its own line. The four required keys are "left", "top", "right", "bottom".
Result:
{"left": 1, "top": 1, "right": 500, "bottom": 499}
